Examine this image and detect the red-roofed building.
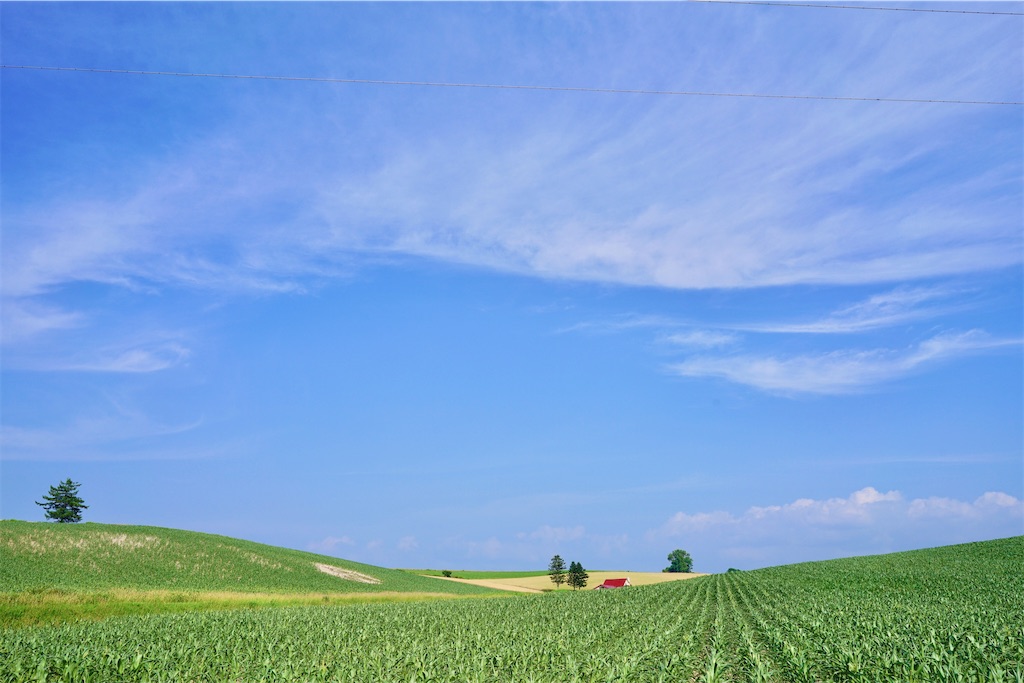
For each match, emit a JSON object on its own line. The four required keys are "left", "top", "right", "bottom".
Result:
{"left": 594, "top": 578, "right": 631, "bottom": 589}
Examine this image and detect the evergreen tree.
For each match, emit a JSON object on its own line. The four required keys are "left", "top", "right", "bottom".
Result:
{"left": 548, "top": 554, "right": 567, "bottom": 589}
{"left": 36, "top": 478, "right": 88, "bottom": 523}
{"left": 567, "top": 561, "right": 589, "bottom": 590}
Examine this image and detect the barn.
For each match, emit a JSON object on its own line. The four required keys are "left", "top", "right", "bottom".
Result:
{"left": 594, "top": 578, "right": 631, "bottom": 589}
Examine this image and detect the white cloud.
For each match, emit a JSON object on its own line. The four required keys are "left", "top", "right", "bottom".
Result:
{"left": 668, "top": 330, "right": 1019, "bottom": 395}
{"left": 397, "top": 536, "right": 419, "bottom": 552}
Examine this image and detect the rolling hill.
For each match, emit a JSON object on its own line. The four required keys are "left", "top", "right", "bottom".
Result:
{"left": 0, "top": 520, "right": 491, "bottom": 598}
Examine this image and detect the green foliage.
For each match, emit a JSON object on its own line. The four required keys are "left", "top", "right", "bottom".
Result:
{"left": 0, "top": 521, "right": 493, "bottom": 597}
{"left": 1, "top": 534, "right": 1021, "bottom": 682}
{"left": 441, "top": 570, "right": 452, "bottom": 578}
{"left": 665, "top": 548, "right": 693, "bottom": 573}
{"left": 35, "top": 479, "right": 87, "bottom": 524}
{"left": 567, "top": 560, "right": 588, "bottom": 590}
{"left": 547, "top": 554, "right": 566, "bottom": 588}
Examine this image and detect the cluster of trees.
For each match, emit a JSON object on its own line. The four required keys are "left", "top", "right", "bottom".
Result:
{"left": 548, "top": 548, "right": 694, "bottom": 590}
{"left": 547, "top": 555, "right": 589, "bottom": 590}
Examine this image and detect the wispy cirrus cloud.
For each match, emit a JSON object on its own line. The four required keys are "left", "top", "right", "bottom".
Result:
{"left": 737, "top": 286, "right": 962, "bottom": 335}
{"left": 0, "top": 393, "right": 206, "bottom": 462}
{"left": 562, "top": 285, "right": 1013, "bottom": 395}
{"left": 662, "top": 330, "right": 739, "bottom": 349}
{"left": 0, "top": 421, "right": 209, "bottom": 462}
{"left": 44, "top": 342, "right": 190, "bottom": 374}
{"left": 668, "top": 330, "right": 1019, "bottom": 395}
{"left": 568, "top": 285, "right": 976, "bottom": 342}
{"left": 0, "top": 301, "right": 84, "bottom": 344}
{"left": 4, "top": 20, "right": 1019, "bottom": 321}
{"left": 314, "top": 107, "right": 1019, "bottom": 291}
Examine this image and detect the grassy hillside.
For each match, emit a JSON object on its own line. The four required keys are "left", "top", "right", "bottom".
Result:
{"left": 0, "top": 520, "right": 491, "bottom": 597}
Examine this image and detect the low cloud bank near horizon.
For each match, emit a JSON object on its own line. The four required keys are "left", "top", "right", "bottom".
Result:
{"left": 650, "top": 487, "right": 1024, "bottom": 570}
{"left": 311, "top": 487, "right": 1024, "bottom": 573}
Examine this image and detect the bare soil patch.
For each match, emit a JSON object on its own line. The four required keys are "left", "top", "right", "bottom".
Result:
{"left": 314, "top": 563, "right": 381, "bottom": 584}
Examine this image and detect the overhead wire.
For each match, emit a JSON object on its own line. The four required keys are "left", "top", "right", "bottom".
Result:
{"left": 689, "top": 0, "right": 1024, "bottom": 16}
{"left": 2, "top": 65, "right": 1020, "bottom": 106}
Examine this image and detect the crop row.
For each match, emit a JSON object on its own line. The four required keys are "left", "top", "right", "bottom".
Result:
{"left": 2, "top": 537, "right": 1022, "bottom": 682}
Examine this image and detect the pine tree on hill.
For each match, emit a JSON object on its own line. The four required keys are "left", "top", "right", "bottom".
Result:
{"left": 36, "top": 478, "right": 88, "bottom": 523}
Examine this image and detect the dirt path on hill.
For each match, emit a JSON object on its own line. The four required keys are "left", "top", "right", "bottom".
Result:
{"left": 315, "top": 563, "right": 381, "bottom": 584}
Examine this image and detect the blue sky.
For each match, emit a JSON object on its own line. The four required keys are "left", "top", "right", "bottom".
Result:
{"left": 1, "top": 2, "right": 1021, "bottom": 573}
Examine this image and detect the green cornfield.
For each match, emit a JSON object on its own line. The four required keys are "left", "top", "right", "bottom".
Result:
{"left": 2, "top": 536, "right": 1022, "bottom": 682}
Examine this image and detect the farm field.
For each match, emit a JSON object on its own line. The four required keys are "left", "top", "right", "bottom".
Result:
{"left": 2, "top": 534, "right": 1022, "bottom": 682}
{"left": 427, "top": 570, "right": 706, "bottom": 593}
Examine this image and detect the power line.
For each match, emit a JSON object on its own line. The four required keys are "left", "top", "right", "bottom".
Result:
{"left": 690, "top": 0, "right": 1024, "bottom": 15}
{"left": 2, "top": 64, "right": 1020, "bottom": 106}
